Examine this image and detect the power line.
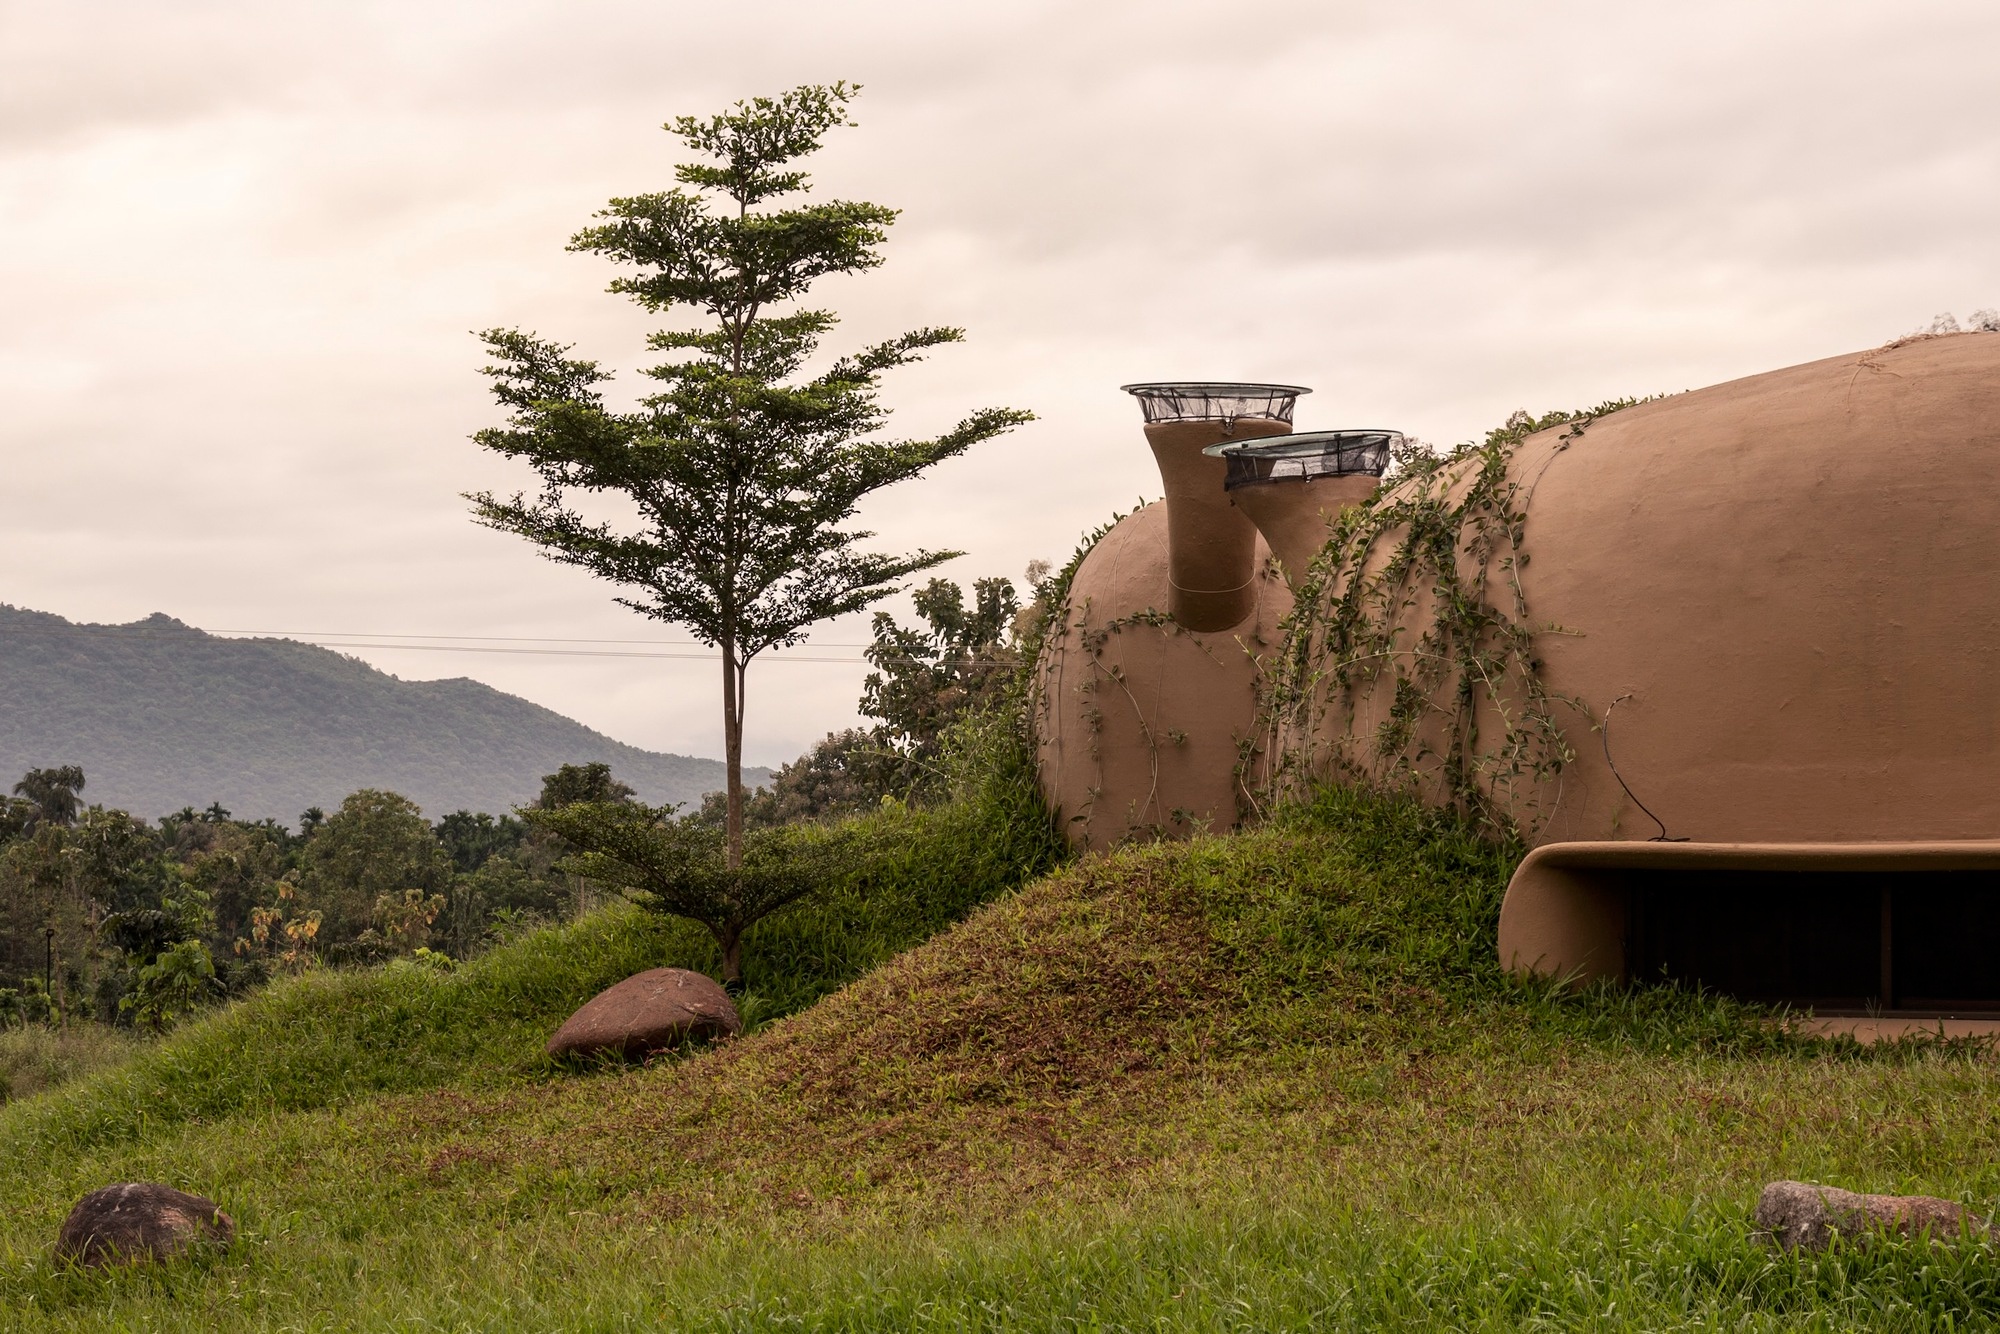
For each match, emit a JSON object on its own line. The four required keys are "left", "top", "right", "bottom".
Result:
{"left": 0, "top": 623, "right": 1025, "bottom": 665}
{"left": 1, "top": 625, "right": 878, "bottom": 649}
{"left": 211, "top": 629, "right": 877, "bottom": 648}
{"left": 300, "top": 641, "right": 868, "bottom": 664}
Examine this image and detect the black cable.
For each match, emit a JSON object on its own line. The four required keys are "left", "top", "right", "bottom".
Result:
{"left": 1600, "top": 693, "right": 1687, "bottom": 842}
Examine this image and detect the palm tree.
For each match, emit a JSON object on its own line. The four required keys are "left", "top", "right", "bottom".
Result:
{"left": 12, "top": 765, "right": 85, "bottom": 829}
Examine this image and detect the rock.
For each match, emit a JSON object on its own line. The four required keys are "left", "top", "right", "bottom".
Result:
{"left": 56, "top": 1183, "right": 234, "bottom": 1268}
{"left": 546, "top": 966, "right": 740, "bottom": 1059}
{"left": 1755, "top": 1180, "right": 1992, "bottom": 1250}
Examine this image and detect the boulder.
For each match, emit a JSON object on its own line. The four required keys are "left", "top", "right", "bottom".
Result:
{"left": 1755, "top": 1180, "right": 1992, "bottom": 1250}
{"left": 547, "top": 966, "right": 740, "bottom": 1059}
{"left": 56, "top": 1182, "right": 234, "bottom": 1268}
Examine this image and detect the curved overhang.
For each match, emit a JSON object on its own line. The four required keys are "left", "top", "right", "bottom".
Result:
{"left": 1499, "top": 840, "right": 2000, "bottom": 984}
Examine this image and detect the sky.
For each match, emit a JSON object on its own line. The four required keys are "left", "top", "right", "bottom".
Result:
{"left": 2, "top": 0, "right": 1996, "bottom": 768}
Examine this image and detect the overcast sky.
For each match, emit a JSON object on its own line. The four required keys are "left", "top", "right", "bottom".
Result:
{"left": 3, "top": 1, "right": 1995, "bottom": 768}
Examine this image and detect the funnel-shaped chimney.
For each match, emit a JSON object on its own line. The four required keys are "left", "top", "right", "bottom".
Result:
{"left": 1205, "top": 430, "right": 1398, "bottom": 584}
{"left": 1122, "top": 382, "right": 1310, "bottom": 631}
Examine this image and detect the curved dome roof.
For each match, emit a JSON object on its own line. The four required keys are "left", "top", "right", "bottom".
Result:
{"left": 1288, "top": 333, "right": 2000, "bottom": 845}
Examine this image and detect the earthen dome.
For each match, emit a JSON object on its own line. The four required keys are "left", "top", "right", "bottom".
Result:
{"left": 1290, "top": 334, "right": 2000, "bottom": 846}
{"left": 1274, "top": 334, "right": 2000, "bottom": 999}
{"left": 1039, "top": 339, "right": 2000, "bottom": 1010}
{"left": 1034, "top": 501, "right": 1288, "bottom": 848}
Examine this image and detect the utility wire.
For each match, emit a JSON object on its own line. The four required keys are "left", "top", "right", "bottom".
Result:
{"left": 298, "top": 641, "right": 867, "bottom": 664}
{"left": 213, "top": 629, "right": 877, "bottom": 648}
{"left": 1, "top": 624, "right": 1024, "bottom": 665}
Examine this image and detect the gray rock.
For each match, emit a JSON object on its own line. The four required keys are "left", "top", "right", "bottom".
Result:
{"left": 547, "top": 966, "right": 741, "bottom": 1060}
{"left": 56, "top": 1183, "right": 234, "bottom": 1268}
{"left": 1755, "top": 1180, "right": 1990, "bottom": 1250}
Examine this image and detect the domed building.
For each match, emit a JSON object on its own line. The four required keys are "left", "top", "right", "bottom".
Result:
{"left": 1033, "top": 383, "right": 1302, "bottom": 849}
{"left": 1271, "top": 333, "right": 2000, "bottom": 1013}
{"left": 1037, "top": 335, "right": 2000, "bottom": 1017}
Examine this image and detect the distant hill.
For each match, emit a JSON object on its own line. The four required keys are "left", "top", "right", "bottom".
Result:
{"left": 0, "top": 605, "right": 768, "bottom": 824}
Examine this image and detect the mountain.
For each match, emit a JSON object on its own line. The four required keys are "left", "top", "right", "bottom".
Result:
{"left": 0, "top": 605, "right": 768, "bottom": 824}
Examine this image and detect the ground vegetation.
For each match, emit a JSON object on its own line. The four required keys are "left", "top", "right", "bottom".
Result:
{"left": 7, "top": 782, "right": 2000, "bottom": 1328}
{"left": 0, "top": 762, "right": 653, "bottom": 1044}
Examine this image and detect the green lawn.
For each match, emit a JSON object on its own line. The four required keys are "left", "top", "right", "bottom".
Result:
{"left": 6, "top": 788, "right": 2000, "bottom": 1331}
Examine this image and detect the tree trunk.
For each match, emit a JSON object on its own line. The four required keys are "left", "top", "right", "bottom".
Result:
{"left": 721, "top": 638, "right": 744, "bottom": 870}
{"left": 718, "top": 926, "right": 743, "bottom": 991}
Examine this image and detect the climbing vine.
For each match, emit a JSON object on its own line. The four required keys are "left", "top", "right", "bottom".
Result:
{"left": 1263, "top": 399, "right": 1648, "bottom": 839}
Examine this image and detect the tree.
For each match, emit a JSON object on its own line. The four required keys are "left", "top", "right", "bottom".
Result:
{"left": 469, "top": 82, "right": 1031, "bottom": 870}
{"left": 534, "top": 763, "right": 635, "bottom": 811}
{"left": 13, "top": 765, "right": 85, "bottom": 830}
{"left": 298, "top": 790, "right": 451, "bottom": 949}
{"left": 861, "top": 576, "right": 1022, "bottom": 790}
{"left": 528, "top": 800, "right": 844, "bottom": 987}
{"left": 434, "top": 809, "right": 528, "bottom": 874}
{"left": 695, "top": 728, "right": 894, "bottom": 830}
{"left": 120, "top": 938, "right": 220, "bottom": 1032}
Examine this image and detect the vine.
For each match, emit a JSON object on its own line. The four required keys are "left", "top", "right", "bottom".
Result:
{"left": 1262, "top": 399, "right": 1649, "bottom": 839}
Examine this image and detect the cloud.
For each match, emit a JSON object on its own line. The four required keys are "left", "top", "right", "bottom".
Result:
{"left": 2, "top": 0, "right": 1996, "bottom": 768}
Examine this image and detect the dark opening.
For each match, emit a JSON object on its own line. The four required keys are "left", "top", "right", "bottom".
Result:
{"left": 1627, "top": 870, "right": 2000, "bottom": 1013}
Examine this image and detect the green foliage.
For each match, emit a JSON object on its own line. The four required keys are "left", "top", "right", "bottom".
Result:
{"left": 527, "top": 802, "right": 854, "bottom": 984}
{"left": 0, "top": 906, "right": 677, "bottom": 1165}
{"left": 702, "top": 571, "right": 1038, "bottom": 830}
{"left": 100, "top": 875, "right": 217, "bottom": 1022}
{"left": 1268, "top": 402, "right": 1648, "bottom": 837}
{"left": 159, "top": 817, "right": 287, "bottom": 962}
{"left": 468, "top": 81, "right": 1031, "bottom": 860}
{"left": 532, "top": 762, "right": 634, "bottom": 810}
{"left": 11, "top": 775, "right": 2000, "bottom": 1327}
{"left": 0, "top": 803, "right": 169, "bottom": 1026}
{"left": 0, "top": 758, "right": 662, "bottom": 1018}
{"left": 541, "top": 1206, "right": 2000, "bottom": 1329}
{"left": 861, "top": 576, "right": 1022, "bottom": 791}
{"left": 433, "top": 809, "right": 529, "bottom": 874}
{"left": 118, "top": 938, "right": 220, "bottom": 1032}
{"left": 0, "top": 751, "right": 1057, "bottom": 1154}
{"left": 724, "top": 714, "right": 1064, "bottom": 1013}
{"left": 436, "top": 856, "right": 562, "bottom": 958}
{"left": 697, "top": 728, "right": 894, "bottom": 830}
{"left": 0, "top": 1022, "right": 141, "bottom": 1105}
{"left": 299, "top": 790, "right": 452, "bottom": 950}
{"left": 11, "top": 764, "right": 85, "bottom": 829}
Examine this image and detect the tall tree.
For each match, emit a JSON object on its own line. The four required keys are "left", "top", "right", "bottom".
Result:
{"left": 13, "top": 765, "right": 85, "bottom": 830}
{"left": 861, "top": 575, "right": 1022, "bottom": 785}
{"left": 298, "top": 790, "right": 451, "bottom": 948}
{"left": 469, "top": 82, "right": 1030, "bottom": 867}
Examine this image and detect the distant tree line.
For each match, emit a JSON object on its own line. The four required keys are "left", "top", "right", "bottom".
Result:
{"left": 0, "top": 761, "right": 631, "bottom": 1030}
{"left": 0, "top": 567, "right": 1037, "bottom": 1026}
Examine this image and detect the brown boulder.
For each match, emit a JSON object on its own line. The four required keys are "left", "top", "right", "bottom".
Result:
{"left": 56, "top": 1182, "right": 234, "bottom": 1268}
{"left": 1755, "top": 1180, "right": 1992, "bottom": 1250}
{"left": 547, "top": 966, "right": 740, "bottom": 1059}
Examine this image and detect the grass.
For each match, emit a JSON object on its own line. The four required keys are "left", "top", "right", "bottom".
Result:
{"left": 0, "top": 1024, "right": 145, "bottom": 1105}
{"left": 6, "top": 785, "right": 2000, "bottom": 1329}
